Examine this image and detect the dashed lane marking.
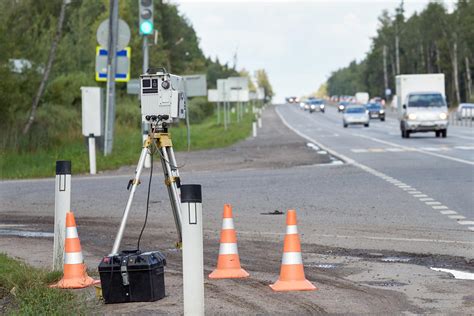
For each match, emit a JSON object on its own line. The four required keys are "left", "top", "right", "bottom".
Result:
{"left": 277, "top": 106, "right": 474, "bottom": 232}
{"left": 426, "top": 201, "right": 442, "bottom": 205}
{"left": 440, "top": 210, "right": 457, "bottom": 215}
{"left": 458, "top": 221, "right": 474, "bottom": 225}
{"left": 449, "top": 215, "right": 466, "bottom": 220}
{"left": 351, "top": 146, "right": 474, "bottom": 154}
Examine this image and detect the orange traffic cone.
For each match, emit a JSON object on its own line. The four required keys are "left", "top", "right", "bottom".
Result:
{"left": 51, "top": 211, "right": 98, "bottom": 289}
{"left": 270, "top": 209, "right": 316, "bottom": 291}
{"left": 209, "top": 204, "right": 249, "bottom": 279}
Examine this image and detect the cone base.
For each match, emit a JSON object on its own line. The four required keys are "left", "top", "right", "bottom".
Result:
{"left": 269, "top": 279, "right": 317, "bottom": 292}
{"left": 51, "top": 274, "right": 99, "bottom": 289}
{"left": 209, "top": 268, "right": 249, "bottom": 279}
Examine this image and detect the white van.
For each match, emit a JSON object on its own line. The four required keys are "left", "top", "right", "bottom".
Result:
{"left": 396, "top": 74, "right": 449, "bottom": 138}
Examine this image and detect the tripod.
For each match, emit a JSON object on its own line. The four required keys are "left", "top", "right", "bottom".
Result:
{"left": 110, "top": 116, "right": 183, "bottom": 255}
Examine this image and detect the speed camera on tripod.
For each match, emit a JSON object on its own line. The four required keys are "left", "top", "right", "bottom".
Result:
{"left": 140, "top": 68, "right": 186, "bottom": 123}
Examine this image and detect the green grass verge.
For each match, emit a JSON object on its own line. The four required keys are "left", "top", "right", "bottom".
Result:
{"left": 0, "top": 109, "right": 254, "bottom": 179}
{"left": 0, "top": 253, "right": 93, "bottom": 315}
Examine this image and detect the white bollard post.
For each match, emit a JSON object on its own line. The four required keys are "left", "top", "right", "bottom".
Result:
{"left": 258, "top": 117, "right": 262, "bottom": 128}
{"left": 88, "top": 134, "right": 96, "bottom": 175}
{"left": 252, "top": 122, "right": 257, "bottom": 137}
{"left": 53, "top": 160, "right": 71, "bottom": 271}
{"left": 181, "top": 184, "right": 204, "bottom": 316}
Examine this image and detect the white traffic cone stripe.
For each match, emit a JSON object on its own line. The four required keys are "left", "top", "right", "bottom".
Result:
{"left": 64, "top": 251, "right": 84, "bottom": 264}
{"left": 222, "top": 218, "right": 234, "bottom": 230}
{"left": 282, "top": 252, "right": 303, "bottom": 265}
{"left": 286, "top": 225, "right": 298, "bottom": 234}
{"left": 66, "top": 227, "right": 78, "bottom": 238}
{"left": 219, "top": 243, "right": 238, "bottom": 255}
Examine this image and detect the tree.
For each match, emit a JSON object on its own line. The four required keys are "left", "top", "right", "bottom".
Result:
{"left": 255, "top": 69, "right": 274, "bottom": 101}
{"left": 23, "top": 0, "right": 69, "bottom": 135}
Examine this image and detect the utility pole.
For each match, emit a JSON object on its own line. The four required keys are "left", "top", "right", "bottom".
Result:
{"left": 395, "top": 34, "right": 400, "bottom": 75}
{"left": 104, "top": 0, "right": 119, "bottom": 155}
{"left": 466, "top": 56, "right": 472, "bottom": 101}
{"left": 383, "top": 45, "right": 389, "bottom": 94}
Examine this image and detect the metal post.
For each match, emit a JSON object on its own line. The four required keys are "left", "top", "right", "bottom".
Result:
{"left": 181, "top": 185, "right": 204, "bottom": 316}
{"left": 224, "top": 102, "right": 228, "bottom": 130}
{"left": 104, "top": 0, "right": 119, "bottom": 156}
{"left": 217, "top": 102, "right": 220, "bottom": 124}
{"left": 53, "top": 160, "right": 71, "bottom": 270}
{"left": 142, "top": 36, "right": 152, "bottom": 168}
{"left": 184, "top": 80, "right": 191, "bottom": 151}
{"left": 88, "top": 135, "right": 97, "bottom": 175}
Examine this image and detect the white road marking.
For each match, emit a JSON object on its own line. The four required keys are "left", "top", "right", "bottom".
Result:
{"left": 351, "top": 149, "right": 368, "bottom": 153}
{"left": 277, "top": 106, "right": 474, "bottom": 232}
{"left": 425, "top": 201, "right": 441, "bottom": 205}
{"left": 457, "top": 221, "right": 474, "bottom": 225}
{"left": 440, "top": 210, "right": 457, "bottom": 215}
{"left": 469, "top": 227, "right": 474, "bottom": 231}
{"left": 413, "top": 194, "right": 428, "bottom": 198}
{"left": 355, "top": 133, "right": 474, "bottom": 166}
{"left": 455, "top": 146, "right": 474, "bottom": 150}
{"left": 448, "top": 215, "right": 466, "bottom": 220}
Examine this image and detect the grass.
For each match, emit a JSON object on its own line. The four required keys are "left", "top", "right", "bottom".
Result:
{"left": 0, "top": 108, "right": 255, "bottom": 179}
{"left": 0, "top": 253, "right": 93, "bottom": 315}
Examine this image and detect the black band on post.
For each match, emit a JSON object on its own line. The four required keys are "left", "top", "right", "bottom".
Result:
{"left": 181, "top": 184, "right": 202, "bottom": 203}
{"left": 56, "top": 160, "right": 71, "bottom": 175}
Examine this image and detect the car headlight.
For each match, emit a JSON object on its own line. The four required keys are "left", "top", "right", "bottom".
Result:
{"left": 439, "top": 113, "right": 447, "bottom": 120}
{"left": 408, "top": 113, "right": 417, "bottom": 120}
{"left": 311, "top": 105, "right": 316, "bottom": 109}
{"left": 379, "top": 110, "right": 384, "bottom": 114}
{"left": 320, "top": 104, "right": 325, "bottom": 108}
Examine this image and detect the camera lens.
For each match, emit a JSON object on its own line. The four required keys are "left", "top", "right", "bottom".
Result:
{"left": 161, "top": 80, "right": 170, "bottom": 89}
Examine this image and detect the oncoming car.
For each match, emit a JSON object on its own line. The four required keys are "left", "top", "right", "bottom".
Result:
{"left": 338, "top": 101, "right": 350, "bottom": 112}
{"left": 307, "top": 99, "right": 325, "bottom": 113}
{"left": 343, "top": 106, "right": 369, "bottom": 128}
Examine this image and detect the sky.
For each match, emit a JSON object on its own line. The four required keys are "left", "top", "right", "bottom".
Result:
{"left": 173, "top": 0, "right": 455, "bottom": 102}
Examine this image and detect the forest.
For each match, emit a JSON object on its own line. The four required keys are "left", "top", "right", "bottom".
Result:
{"left": 327, "top": 1, "right": 473, "bottom": 105}
{"left": 0, "top": 0, "right": 273, "bottom": 152}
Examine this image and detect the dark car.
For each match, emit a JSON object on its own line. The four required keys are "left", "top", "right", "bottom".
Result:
{"left": 307, "top": 99, "right": 325, "bottom": 113}
{"left": 365, "top": 103, "right": 385, "bottom": 121}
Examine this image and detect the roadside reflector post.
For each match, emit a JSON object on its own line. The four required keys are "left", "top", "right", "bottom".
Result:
{"left": 252, "top": 121, "right": 257, "bottom": 137}
{"left": 181, "top": 184, "right": 204, "bottom": 316}
{"left": 258, "top": 116, "right": 262, "bottom": 128}
{"left": 88, "top": 134, "right": 97, "bottom": 175}
{"left": 53, "top": 160, "right": 71, "bottom": 271}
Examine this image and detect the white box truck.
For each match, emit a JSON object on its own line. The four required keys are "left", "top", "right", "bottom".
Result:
{"left": 355, "top": 92, "right": 369, "bottom": 104}
{"left": 396, "top": 74, "right": 448, "bottom": 138}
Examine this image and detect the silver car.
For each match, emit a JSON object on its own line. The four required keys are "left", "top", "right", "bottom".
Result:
{"left": 455, "top": 103, "right": 474, "bottom": 120}
{"left": 343, "top": 106, "right": 370, "bottom": 128}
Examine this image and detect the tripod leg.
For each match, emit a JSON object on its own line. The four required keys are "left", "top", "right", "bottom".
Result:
{"left": 160, "top": 146, "right": 183, "bottom": 245}
{"left": 110, "top": 145, "right": 149, "bottom": 255}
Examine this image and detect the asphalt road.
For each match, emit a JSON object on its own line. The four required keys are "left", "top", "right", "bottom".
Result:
{"left": 277, "top": 103, "right": 474, "bottom": 241}
{"left": 1, "top": 104, "right": 473, "bottom": 314}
